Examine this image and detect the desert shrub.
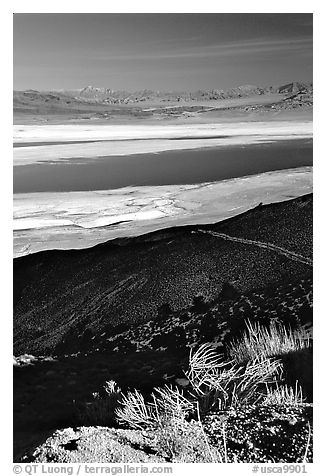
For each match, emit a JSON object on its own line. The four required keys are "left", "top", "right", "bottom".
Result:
{"left": 153, "top": 385, "right": 194, "bottom": 420}
{"left": 185, "top": 343, "right": 281, "bottom": 414}
{"left": 227, "top": 320, "right": 312, "bottom": 364}
{"left": 118, "top": 344, "right": 282, "bottom": 430}
{"left": 218, "top": 282, "right": 241, "bottom": 302}
{"left": 114, "top": 341, "right": 313, "bottom": 462}
{"left": 191, "top": 295, "right": 210, "bottom": 314}
{"left": 116, "top": 384, "right": 223, "bottom": 462}
{"left": 199, "top": 312, "right": 218, "bottom": 341}
{"left": 116, "top": 385, "right": 194, "bottom": 430}
{"left": 116, "top": 389, "right": 154, "bottom": 430}
{"left": 156, "top": 303, "right": 173, "bottom": 323}
{"left": 75, "top": 380, "right": 122, "bottom": 427}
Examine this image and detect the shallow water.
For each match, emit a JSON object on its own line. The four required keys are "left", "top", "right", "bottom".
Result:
{"left": 14, "top": 139, "right": 312, "bottom": 194}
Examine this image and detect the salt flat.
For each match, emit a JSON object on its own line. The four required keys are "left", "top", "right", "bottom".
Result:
{"left": 13, "top": 121, "right": 313, "bottom": 143}
{"left": 13, "top": 121, "right": 312, "bottom": 166}
{"left": 14, "top": 166, "right": 312, "bottom": 257}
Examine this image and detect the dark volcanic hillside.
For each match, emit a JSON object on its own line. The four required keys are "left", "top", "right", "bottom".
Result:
{"left": 13, "top": 194, "right": 312, "bottom": 356}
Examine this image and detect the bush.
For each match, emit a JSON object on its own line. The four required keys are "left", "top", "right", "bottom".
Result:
{"left": 117, "top": 343, "right": 282, "bottom": 426}
{"left": 199, "top": 312, "right": 218, "bottom": 341}
{"left": 156, "top": 303, "right": 173, "bottom": 323}
{"left": 113, "top": 339, "right": 311, "bottom": 462}
{"left": 116, "top": 385, "right": 193, "bottom": 430}
{"left": 191, "top": 295, "right": 210, "bottom": 314}
{"left": 218, "top": 282, "right": 241, "bottom": 302}
{"left": 116, "top": 384, "right": 224, "bottom": 462}
{"left": 116, "top": 389, "right": 154, "bottom": 430}
{"left": 186, "top": 343, "right": 282, "bottom": 414}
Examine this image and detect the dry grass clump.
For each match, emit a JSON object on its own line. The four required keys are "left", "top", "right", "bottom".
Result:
{"left": 227, "top": 321, "right": 312, "bottom": 364}
{"left": 263, "top": 381, "right": 304, "bottom": 406}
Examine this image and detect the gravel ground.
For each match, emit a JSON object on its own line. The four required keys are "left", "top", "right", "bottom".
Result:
{"left": 23, "top": 403, "right": 312, "bottom": 463}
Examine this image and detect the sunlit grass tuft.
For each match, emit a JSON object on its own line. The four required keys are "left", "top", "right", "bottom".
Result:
{"left": 263, "top": 381, "right": 304, "bottom": 406}
{"left": 227, "top": 320, "right": 312, "bottom": 364}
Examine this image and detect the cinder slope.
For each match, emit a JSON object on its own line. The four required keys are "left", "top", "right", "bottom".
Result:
{"left": 13, "top": 194, "right": 312, "bottom": 356}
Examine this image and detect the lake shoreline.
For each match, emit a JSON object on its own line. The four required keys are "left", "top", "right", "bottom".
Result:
{"left": 14, "top": 166, "right": 312, "bottom": 257}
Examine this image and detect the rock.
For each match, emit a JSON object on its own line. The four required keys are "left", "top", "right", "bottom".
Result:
{"left": 27, "top": 426, "right": 166, "bottom": 463}
{"left": 14, "top": 354, "right": 38, "bottom": 366}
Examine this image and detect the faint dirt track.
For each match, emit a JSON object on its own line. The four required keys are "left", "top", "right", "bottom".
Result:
{"left": 196, "top": 230, "right": 313, "bottom": 267}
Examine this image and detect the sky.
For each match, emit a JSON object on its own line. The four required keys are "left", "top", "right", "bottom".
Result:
{"left": 13, "top": 13, "right": 313, "bottom": 91}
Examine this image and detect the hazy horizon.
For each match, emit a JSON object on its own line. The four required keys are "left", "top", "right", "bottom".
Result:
{"left": 13, "top": 13, "right": 313, "bottom": 91}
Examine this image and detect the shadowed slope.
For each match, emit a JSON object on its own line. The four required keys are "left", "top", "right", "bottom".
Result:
{"left": 14, "top": 194, "right": 312, "bottom": 356}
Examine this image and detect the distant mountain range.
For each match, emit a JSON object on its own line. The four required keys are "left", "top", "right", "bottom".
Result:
{"left": 14, "top": 81, "right": 313, "bottom": 107}
{"left": 54, "top": 81, "right": 313, "bottom": 104}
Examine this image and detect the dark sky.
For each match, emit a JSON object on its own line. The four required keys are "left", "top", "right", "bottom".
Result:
{"left": 13, "top": 13, "right": 313, "bottom": 91}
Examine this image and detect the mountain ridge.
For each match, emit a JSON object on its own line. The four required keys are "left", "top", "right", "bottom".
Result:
{"left": 14, "top": 81, "right": 313, "bottom": 105}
